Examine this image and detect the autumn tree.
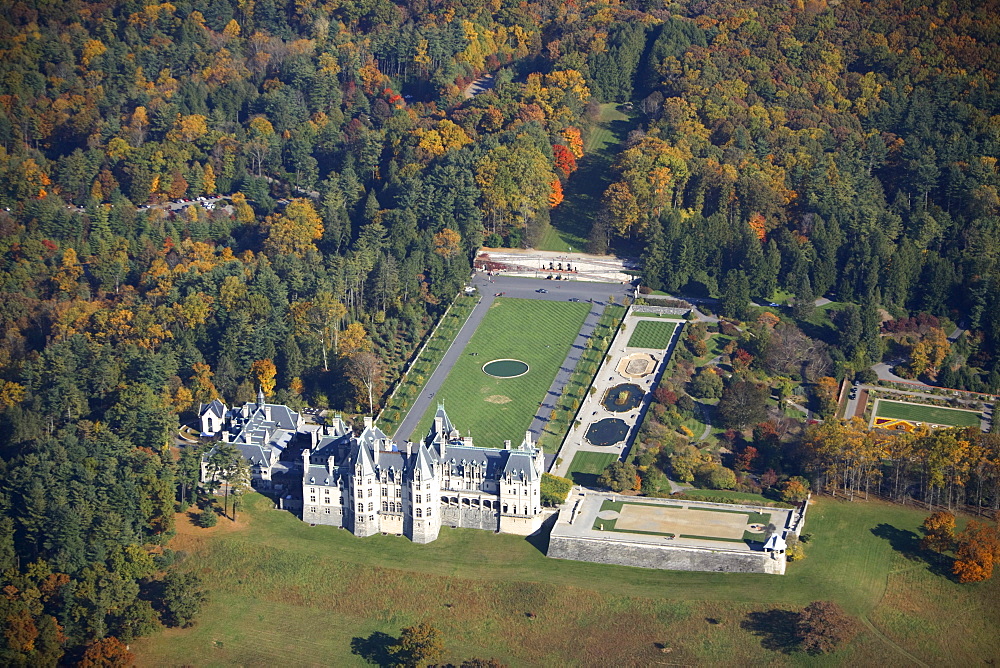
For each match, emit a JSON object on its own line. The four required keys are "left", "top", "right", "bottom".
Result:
{"left": 796, "top": 601, "right": 859, "bottom": 654}
{"left": 290, "top": 293, "right": 347, "bottom": 371}
{"left": 338, "top": 322, "right": 369, "bottom": 358}
{"left": 347, "top": 351, "right": 382, "bottom": 415}
{"left": 264, "top": 199, "right": 323, "bottom": 257}
{"left": 78, "top": 637, "right": 134, "bottom": 667}
{"left": 389, "top": 621, "right": 445, "bottom": 667}
{"left": 953, "top": 521, "right": 1000, "bottom": 583}
{"left": 598, "top": 461, "right": 640, "bottom": 492}
{"left": 432, "top": 228, "right": 462, "bottom": 262}
{"left": 814, "top": 376, "right": 841, "bottom": 417}
{"left": 251, "top": 359, "right": 277, "bottom": 398}
{"left": 920, "top": 511, "right": 956, "bottom": 555}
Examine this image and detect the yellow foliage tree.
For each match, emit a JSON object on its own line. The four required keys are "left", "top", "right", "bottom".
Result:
{"left": 338, "top": 322, "right": 369, "bottom": 357}
{"left": 251, "top": 359, "right": 277, "bottom": 398}
{"left": 263, "top": 198, "right": 323, "bottom": 257}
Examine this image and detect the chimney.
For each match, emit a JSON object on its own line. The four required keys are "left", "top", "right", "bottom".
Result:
{"left": 440, "top": 435, "right": 446, "bottom": 460}
{"left": 463, "top": 436, "right": 473, "bottom": 447}
{"left": 504, "top": 440, "right": 512, "bottom": 450}
{"left": 311, "top": 427, "right": 319, "bottom": 448}
{"left": 327, "top": 455, "right": 335, "bottom": 476}
{"left": 264, "top": 405, "right": 272, "bottom": 421}
{"left": 434, "top": 415, "right": 444, "bottom": 440}
{"left": 363, "top": 416, "right": 373, "bottom": 431}
{"left": 524, "top": 431, "right": 533, "bottom": 449}
{"left": 405, "top": 441, "right": 413, "bottom": 456}
{"left": 372, "top": 439, "right": 379, "bottom": 467}
{"left": 302, "top": 448, "right": 311, "bottom": 473}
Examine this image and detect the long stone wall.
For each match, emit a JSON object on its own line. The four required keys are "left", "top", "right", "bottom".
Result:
{"left": 548, "top": 534, "right": 784, "bottom": 574}
{"left": 440, "top": 505, "right": 498, "bottom": 531}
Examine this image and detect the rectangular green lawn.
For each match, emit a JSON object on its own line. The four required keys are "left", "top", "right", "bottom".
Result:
{"left": 876, "top": 400, "right": 981, "bottom": 427}
{"left": 408, "top": 298, "right": 591, "bottom": 447}
{"left": 566, "top": 451, "right": 618, "bottom": 486}
{"left": 627, "top": 320, "right": 678, "bottom": 349}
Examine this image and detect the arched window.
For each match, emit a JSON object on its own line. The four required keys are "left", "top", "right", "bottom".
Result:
{"left": 382, "top": 501, "right": 388, "bottom": 511}
{"left": 503, "top": 504, "right": 508, "bottom": 514}
{"left": 426, "top": 508, "right": 432, "bottom": 517}
{"left": 416, "top": 508, "right": 423, "bottom": 518}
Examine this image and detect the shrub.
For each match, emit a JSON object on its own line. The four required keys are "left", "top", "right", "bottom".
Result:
{"left": 597, "top": 461, "right": 639, "bottom": 492}
{"left": 706, "top": 466, "right": 737, "bottom": 490}
{"left": 786, "top": 535, "right": 805, "bottom": 561}
{"left": 197, "top": 509, "right": 218, "bottom": 528}
{"left": 796, "top": 601, "right": 859, "bottom": 654}
{"left": 540, "top": 473, "right": 573, "bottom": 506}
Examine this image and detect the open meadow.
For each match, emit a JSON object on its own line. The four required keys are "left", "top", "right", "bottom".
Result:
{"left": 132, "top": 494, "right": 1000, "bottom": 666}
{"left": 407, "top": 297, "right": 591, "bottom": 447}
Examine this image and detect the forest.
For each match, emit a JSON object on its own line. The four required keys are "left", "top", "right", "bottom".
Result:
{"left": 0, "top": 0, "right": 999, "bottom": 661}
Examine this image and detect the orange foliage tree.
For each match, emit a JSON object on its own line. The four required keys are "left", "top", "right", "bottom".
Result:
{"left": 953, "top": 520, "right": 1000, "bottom": 583}
{"left": 548, "top": 178, "right": 564, "bottom": 208}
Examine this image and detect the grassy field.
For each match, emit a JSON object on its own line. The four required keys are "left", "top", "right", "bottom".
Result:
{"left": 876, "top": 400, "right": 981, "bottom": 427}
{"left": 536, "top": 304, "right": 626, "bottom": 451}
{"left": 539, "top": 104, "right": 634, "bottom": 252}
{"left": 627, "top": 320, "right": 678, "bottom": 349}
{"left": 407, "top": 297, "right": 591, "bottom": 447}
{"left": 131, "top": 494, "right": 999, "bottom": 666}
{"left": 565, "top": 450, "right": 619, "bottom": 487}
{"left": 378, "top": 294, "right": 478, "bottom": 437}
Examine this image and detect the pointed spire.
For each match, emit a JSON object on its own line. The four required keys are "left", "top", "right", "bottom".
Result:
{"left": 257, "top": 385, "right": 266, "bottom": 406}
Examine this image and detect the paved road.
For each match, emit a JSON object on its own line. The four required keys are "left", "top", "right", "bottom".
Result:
{"left": 873, "top": 362, "right": 933, "bottom": 387}
{"left": 391, "top": 274, "right": 634, "bottom": 443}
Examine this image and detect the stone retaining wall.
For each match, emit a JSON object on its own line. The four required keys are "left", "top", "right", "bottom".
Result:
{"left": 548, "top": 534, "right": 784, "bottom": 574}
{"left": 440, "top": 505, "right": 498, "bottom": 531}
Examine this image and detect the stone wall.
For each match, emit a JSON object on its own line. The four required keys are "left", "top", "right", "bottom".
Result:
{"left": 302, "top": 506, "right": 343, "bottom": 527}
{"left": 548, "top": 534, "right": 785, "bottom": 575}
{"left": 440, "top": 505, "right": 498, "bottom": 531}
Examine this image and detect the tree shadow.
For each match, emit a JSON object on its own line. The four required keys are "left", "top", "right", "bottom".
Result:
{"left": 740, "top": 609, "right": 801, "bottom": 653}
{"left": 350, "top": 631, "right": 397, "bottom": 667}
{"left": 870, "top": 523, "right": 955, "bottom": 578}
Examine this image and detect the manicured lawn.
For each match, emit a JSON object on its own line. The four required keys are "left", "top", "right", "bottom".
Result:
{"left": 876, "top": 400, "right": 981, "bottom": 427}
{"left": 407, "top": 298, "right": 591, "bottom": 447}
{"left": 131, "top": 494, "right": 999, "bottom": 666}
{"left": 627, "top": 320, "right": 678, "bottom": 349}
{"left": 378, "top": 294, "right": 478, "bottom": 437}
{"left": 566, "top": 450, "right": 619, "bottom": 486}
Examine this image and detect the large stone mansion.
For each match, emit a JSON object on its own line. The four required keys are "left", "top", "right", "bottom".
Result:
{"left": 199, "top": 397, "right": 545, "bottom": 543}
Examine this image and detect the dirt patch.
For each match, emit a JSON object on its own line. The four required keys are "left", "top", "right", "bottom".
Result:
{"left": 485, "top": 394, "right": 512, "bottom": 404}
{"left": 171, "top": 508, "right": 249, "bottom": 550}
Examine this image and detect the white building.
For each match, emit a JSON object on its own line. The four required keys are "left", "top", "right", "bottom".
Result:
{"left": 301, "top": 405, "right": 545, "bottom": 543}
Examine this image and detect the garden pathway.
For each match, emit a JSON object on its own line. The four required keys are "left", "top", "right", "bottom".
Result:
{"left": 529, "top": 305, "right": 603, "bottom": 439}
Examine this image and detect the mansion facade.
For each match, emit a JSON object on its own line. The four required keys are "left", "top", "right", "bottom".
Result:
{"left": 199, "top": 398, "right": 545, "bottom": 543}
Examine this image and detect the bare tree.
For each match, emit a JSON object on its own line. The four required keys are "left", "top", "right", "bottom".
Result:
{"left": 347, "top": 351, "right": 382, "bottom": 415}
